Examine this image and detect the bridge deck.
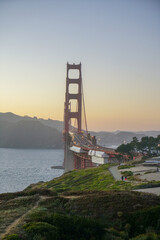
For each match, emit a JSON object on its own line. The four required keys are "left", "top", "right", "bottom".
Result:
{"left": 71, "top": 131, "right": 117, "bottom": 156}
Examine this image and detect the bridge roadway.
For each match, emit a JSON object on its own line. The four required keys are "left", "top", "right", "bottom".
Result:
{"left": 71, "top": 132, "right": 94, "bottom": 149}
{"left": 70, "top": 131, "right": 116, "bottom": 155}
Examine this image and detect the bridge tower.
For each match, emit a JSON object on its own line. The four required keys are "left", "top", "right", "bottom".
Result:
{"left": 64, "top": 62, "right": 82, "bottom": 171}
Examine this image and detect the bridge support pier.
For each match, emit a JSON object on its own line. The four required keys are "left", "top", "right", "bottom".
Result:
{"left": 64, "top": 133, "right": 74, "bottom": 172}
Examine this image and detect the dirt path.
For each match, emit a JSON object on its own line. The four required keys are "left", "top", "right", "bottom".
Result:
{"left": 109, "top": 166, "right": 122, "bottom": 180}
{"left": 133, "top": 187, "right": 160, "bottom": 196}
{"left": 62, "top": 195, "right": 83, "bottom": 199}
{"left": 0, "top": 194, "right": 80, "bottom": 238}
{"left": 0, "top": 195, "right": 49, "bottom": 239}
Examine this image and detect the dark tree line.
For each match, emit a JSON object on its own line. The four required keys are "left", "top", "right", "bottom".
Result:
{"left": 116, "top": 135, "right": 160, "bottom": 159}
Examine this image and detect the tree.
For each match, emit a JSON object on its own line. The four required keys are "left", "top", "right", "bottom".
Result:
{"left": 130, "top": 137, "right": 139, "bottom": 150}
{"left": 117, "top": 135, "right": 160, "bottom": 159}
{"left": 116, "top": 143, "right": 133, "bottom": 158}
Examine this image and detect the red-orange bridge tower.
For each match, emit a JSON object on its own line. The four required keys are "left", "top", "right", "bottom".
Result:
{"left": 63, "top": 62, "right": 118, "bottom": 172}
{"left": 64, "top": 62, "right": 82, "bottom": 134}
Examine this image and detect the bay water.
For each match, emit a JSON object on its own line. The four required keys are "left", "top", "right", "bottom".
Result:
{"left": 0, "top": 148, "right": 64, "bottom": 194}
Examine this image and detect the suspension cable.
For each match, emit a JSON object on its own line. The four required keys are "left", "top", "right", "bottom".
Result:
{"left": 73, "top": 101, "right": 78, "bottom": 129}
{"left": 82, "top": 81, "right": 88, "bottom": 134}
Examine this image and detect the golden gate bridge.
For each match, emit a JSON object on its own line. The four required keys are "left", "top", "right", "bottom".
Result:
{"left": 63, "top": 63, "right": 119, "bottom": 172}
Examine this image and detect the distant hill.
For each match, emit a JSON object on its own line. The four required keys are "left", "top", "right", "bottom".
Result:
{"left": 0, "top": 112, "right": 160, "bottom": 149}
{"left": 0, "top": 113, "right": 63, "bottom": 149}
{"left": 92, "top": 130, "right": 160, "bottom": 148}
{"left": 0, "top": 112, "right": 63, "bottom": 131}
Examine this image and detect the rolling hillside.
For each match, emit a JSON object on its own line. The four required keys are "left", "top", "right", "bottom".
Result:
{"left": 0, "top": 164, "right": 160, "bottom": 239}
{"left": 0, "top": 112, "right": 160, "bottom": 149}
{"left": 0, "top": 119, "right": 63, "bottom": 149}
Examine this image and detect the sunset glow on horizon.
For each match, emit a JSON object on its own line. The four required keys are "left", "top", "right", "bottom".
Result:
{"left": 0, "top": 0, "right": 160, "bottom": 132}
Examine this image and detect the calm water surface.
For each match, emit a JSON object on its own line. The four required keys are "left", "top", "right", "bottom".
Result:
{"left": 0, "top": 148, "right": 64, "bottom": 193}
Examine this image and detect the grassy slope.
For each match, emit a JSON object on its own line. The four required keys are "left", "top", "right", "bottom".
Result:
{"left": 1, "top": 190, "right": 160, "bottom": 239}
{"left": 0, "top": 195, "right": 38, "bottom": 234}
{"left": 27, "top": 164, "right": 136, "bottom": 192}
{"left": 1, "top": 164, "right": 160, "bottom": 239}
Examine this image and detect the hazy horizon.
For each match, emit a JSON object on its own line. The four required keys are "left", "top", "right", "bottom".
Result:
{"left": 1, "top": 111, "right": 160, "bottom": 133}
{"left": 0, "top": 0, "right": 160, "bottom": 131}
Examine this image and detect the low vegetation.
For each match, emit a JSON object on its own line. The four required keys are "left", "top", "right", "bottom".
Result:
{"left": 27, "top": 164, "right": 138, "bottom": 192}
{"left": 133, "top": 181, "right": 160, "bottom": 189}
{"left": 118, "top": 165, "right": 135, "bottom": 170}
{"left": 121, "top": 171, "right": 133, "bottom": 177}
{"left": 1, "top": 164, "right": 160, "bottom": 239}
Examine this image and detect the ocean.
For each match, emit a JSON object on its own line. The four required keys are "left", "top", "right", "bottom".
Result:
{"left": 0, "top": 148, "right": 64, "bottom": 194}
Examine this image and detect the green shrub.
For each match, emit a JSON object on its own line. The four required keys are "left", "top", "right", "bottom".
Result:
{"left": 108, "top": 227, "right": 121, "bottom": 237}
{"left": 121, "top": 171, "right": 133, "bottom": 177}
{"left": 124, "top": 223, "right": 131, "bottom": 233}
{"left": 51, "top": 213, "right": 105, "bottom": 240}
{"left": 127, "top": 206, "right": 160, "bottom": 236}
{"left": 130, "top": 232, "right": 160, "bottom": 240}
{"left": 24, "top": 212, "right": 105, "bottom": 240}
{"left": 3, "top": 234, "right": 21, "bottom": 240}
{"left": 118, "top": 165, "right": 135, "bottom": 170}
{"left": 23, "top": 221, "right": 58, "bottom": 240}
{"left": 24, "top": 188, "right": 57, "bottom": 196}
{"left": 133, "top": 181, "right": 160, "bottom": 189}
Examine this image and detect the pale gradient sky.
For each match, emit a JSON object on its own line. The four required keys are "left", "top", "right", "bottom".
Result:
{"left": 0, "top": 0, "right": 160, "bottom": 131}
